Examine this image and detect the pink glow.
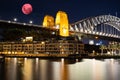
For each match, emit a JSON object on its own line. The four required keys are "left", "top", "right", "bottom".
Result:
{"left": 22, "top": 3, "right": 33, "bottom": 15}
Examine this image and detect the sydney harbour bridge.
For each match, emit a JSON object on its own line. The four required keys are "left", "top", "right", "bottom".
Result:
{"left": 0, "top": 11, "right": 119, "bottom": 54}
{"left": 0, "top": 11, "right": 120, "bottom": 43}
{"left": 70, "top": 15, "right": 120, "bottom": 39}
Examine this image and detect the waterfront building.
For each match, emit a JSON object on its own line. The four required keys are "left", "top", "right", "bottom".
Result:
{"left": 0, "top": 40, "right": 84, "bottom": 54}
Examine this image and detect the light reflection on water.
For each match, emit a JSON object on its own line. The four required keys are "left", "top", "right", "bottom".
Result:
{"left": 0, "top": 58, "right": 120, "bottom": 80}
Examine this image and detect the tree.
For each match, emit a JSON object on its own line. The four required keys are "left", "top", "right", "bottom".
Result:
{"left": 3, "top": 29, "right": 24, "bottom": 41}
{"left": 100, "top": 44, "right": 107, "bottom": 55}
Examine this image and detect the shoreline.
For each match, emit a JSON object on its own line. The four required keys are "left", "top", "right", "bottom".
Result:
{"left": 1, "top": 53, "right": 120, "bottom": 59}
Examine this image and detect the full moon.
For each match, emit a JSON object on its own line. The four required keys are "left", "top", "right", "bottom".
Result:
{"left": 22, "top": 3, "right": 33, "bottom": 15}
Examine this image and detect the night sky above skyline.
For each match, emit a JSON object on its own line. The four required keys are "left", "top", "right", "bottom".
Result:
{"left": 0, "top": 0, "right": 120, "bottom": 25}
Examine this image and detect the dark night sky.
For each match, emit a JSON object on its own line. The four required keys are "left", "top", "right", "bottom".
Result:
{"left": 0, "top": 0, "right": 120, "bottom": 25}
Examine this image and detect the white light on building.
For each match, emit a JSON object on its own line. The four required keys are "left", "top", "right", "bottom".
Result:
{"left": 56, "top": 25, "right": 59, "bottom": 29}
{"left": 89, "top": 40, "right": 94, "bottom": 45}
{"left": 25, "top": 37, "right": 33, "bottom": 42}
{"left": 52, "top": 32, "right": 55, "bottom": 35}
{"left": 41, "top": 41, "right": 45, "bottom": 44}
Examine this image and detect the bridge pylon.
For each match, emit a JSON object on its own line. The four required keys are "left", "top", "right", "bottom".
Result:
{"left": 42, "top": 15, "right": 55, "bottom": 28}
{"left": 55, "top": 11, "right": 69, "bottom": 37}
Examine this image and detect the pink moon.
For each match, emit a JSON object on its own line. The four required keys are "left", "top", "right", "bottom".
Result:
{"left": 22, "top": 3, "right": 33, "bottom": 15}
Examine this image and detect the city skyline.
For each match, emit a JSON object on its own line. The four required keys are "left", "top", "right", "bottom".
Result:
{"left": 0, "top": 0, "right": 119, "bottom": 25}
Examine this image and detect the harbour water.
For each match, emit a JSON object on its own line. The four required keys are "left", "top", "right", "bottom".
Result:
{"left": 0, "top": 58, "right": 120, "bottom": 80}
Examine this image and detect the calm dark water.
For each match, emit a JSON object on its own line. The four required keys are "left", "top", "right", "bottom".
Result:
{"left": 0, "top": 58, "right": 120, "bottom": 80}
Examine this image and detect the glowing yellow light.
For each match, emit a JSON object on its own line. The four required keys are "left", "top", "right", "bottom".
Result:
{"left": 55, "top": 11, "right": 69, "bottom": 37}
{"left": 95, "top": 36, "right": 98, "bottom": 39}
{"left": 41, "top": 41, "right": 45, "bottom": 44}
{"left": 43, "top": 15, "right": 54, "bottom": 28}
{"left": 25, "top": 36, "right": 33, "bottom": 42}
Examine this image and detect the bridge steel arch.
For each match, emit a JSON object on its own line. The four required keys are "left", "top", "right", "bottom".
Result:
{"left": 70, "top": 15, "right": 120, "bottom": 39}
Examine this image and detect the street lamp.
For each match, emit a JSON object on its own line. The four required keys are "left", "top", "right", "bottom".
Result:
{"left": 29, "top": 20, "right": 33, "bottom": 24}
{"left": 8, "top": 21, "right": 11, "bottom": 23}
{"left": 13, "top": 18, "right": 17, "bottom": 22}
{"left": 23, "top": 23, "right": 26, "bottom": 25}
